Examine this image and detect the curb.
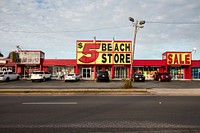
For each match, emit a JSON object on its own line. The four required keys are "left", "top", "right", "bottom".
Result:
{"left": 1, "top": 88, "right": 200, "bottom": 96}
{"left": 0, "top": 89, "right": 149, "bottom": 95}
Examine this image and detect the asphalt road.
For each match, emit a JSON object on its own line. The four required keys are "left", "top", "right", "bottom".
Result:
{"left": 0, "top": 79, "right": 200, "bottom": 89}
{"left": 0, "top": 95, "right": 200, "bottom": 132}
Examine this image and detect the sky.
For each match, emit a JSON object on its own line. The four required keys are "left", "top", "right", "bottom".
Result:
{"left": 0, "top": 0, "right": 200, "bottom": 60}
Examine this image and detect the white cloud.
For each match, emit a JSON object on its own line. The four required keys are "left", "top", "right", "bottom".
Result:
{"left": 0, "top": 0, "right": 200, "bottom": 59}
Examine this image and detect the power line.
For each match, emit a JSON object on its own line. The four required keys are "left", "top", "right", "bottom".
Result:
{"left": 0, "top": 25, "right": 131, "bottom": 34}
{"left": 146, "top": 21, "right": 200, "bottom": 25}
{"left": 0, "top": 21, "right": 200, "bottom": 34}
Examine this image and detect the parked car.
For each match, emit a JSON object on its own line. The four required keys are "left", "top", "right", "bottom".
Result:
{"left": 96, "top": 71, "right": 109, "bottom": 82}
{"left": 64, "top": 73, "right": 81, "bottom": 81}
{"left": 133, "top": 73, "right": 145, "bottom": 82}
{"left": 31, "top": 71, "right": 51, "bottom": 82}
{"left": 0, "top": 71, "right": 20, "bottom": 82}
{"left": 154, "top": 72, "right": 172, "bottom": 82}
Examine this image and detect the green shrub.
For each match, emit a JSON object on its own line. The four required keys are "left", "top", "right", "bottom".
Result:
{"left": 123, "top": 79, "right": 133, "bottom": 89}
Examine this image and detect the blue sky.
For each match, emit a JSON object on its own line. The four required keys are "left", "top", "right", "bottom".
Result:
{"left": 0, "top": 0, "right": 200, "bottom": 59}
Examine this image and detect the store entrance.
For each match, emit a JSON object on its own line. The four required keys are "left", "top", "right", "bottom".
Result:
{"left": 19, "top": 66, "right": 38, "bottom": 79}
{"left": 169, "top": 67, "right": 184, "bottom": 80}
{"left": 114, "top": 66, "right": 128, "bottom": 79}
{"left": 82, "top": 68, "right": 91, "bottom": 79}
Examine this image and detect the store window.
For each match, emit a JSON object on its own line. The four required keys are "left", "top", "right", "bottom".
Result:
{"left": 192, "top": 67, "right": 200, "bottom": 79}
{"left": 48, "top": 66, "right": 74, "bottom": 79}
{"left": 134, "top": 67, "right": 158, "bottom": 80}
{"left": 169, "top": 67, "right": 184, "bottom": 79}
{"left": 114, "top": 66, "right": 128, "bottom": 79}
{"left": 134, "top": 67, "right": 143, "bottom": 74}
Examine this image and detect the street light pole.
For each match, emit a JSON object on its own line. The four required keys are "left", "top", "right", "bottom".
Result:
{"left": 131, "top": 20, "right": 138, "bottom": 79}
{"left": 129, "top": 17, "right": 145, "bottom": 80}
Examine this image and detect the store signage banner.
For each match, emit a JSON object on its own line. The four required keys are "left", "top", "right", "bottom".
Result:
{"left": 17, "top": 52, "right": 40, "bottom": 64}
{"left": 166, "top": 52, "right": 191, "bottom": 65}
{"left": 76, "top": 40, "right": 132, "bottom": 64}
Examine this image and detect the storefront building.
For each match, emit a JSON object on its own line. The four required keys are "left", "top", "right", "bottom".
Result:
{"left": 0, "top": 40, "right": 200, "bottom": 80}
{"left": 43, "top": 59, "right": 76, "bottom": 79}
{"left": 0, "top": 50, "right": 44, "bottom": 78}
{"left": 162, "top": 51, "right": 192, "bottom": 80}
{"left": 76, "top": 40, "right": 132, "bottom": 80}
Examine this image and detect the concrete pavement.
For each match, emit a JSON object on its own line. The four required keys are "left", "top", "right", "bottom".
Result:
{"left": 148, "top": 88, "right": 200, "bottom": 96}
{"left": 1, "top": 79, "right": 200, "bottom": 96}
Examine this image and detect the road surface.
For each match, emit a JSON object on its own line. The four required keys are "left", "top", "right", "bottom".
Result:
{"left": 0, "top": 95, "right": 200, "bottom": 132}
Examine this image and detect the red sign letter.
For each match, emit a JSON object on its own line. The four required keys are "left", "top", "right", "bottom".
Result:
{"left": 167, "top": 54, "right": 173, "bottom": 65}
{"left": 185, "top": 54, "right": 191, "bottom": 65}
{"left": 78, "top": 43, "right": 100, "bottom": 63}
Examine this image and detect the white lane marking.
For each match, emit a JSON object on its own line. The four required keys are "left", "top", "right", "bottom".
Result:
{"left": 22, "top": 102, "right": 78, "bottom": 105}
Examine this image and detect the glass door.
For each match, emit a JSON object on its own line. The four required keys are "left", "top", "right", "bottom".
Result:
{"left": 114, "top": 66, "right": 128, "bottom": 79}
{"left": 82, "top": 68, "right": 91, "bottom": 79}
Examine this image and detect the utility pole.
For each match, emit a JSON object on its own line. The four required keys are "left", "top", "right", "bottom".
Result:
{"left": 129, "top": 17, "right": 145, "bottom": 80}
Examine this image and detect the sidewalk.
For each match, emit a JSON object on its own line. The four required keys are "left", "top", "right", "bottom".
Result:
{"left": 148, "top": 88, "right": 200, "bottom": 96}
{"left": 1, "top": 88, "right": 200, "bottom": 96}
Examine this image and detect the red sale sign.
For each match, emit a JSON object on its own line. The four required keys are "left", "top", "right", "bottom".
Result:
{"left": 166, "top": 52, "right": 191, "bottom": 65}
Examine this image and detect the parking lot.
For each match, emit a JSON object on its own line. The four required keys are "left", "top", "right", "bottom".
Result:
{"left": 0, "top": 79, "right": 200, "bottom": 89}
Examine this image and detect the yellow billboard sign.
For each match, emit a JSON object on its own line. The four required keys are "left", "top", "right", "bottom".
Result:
{"left": 76, "top": 40, "right": 132, "bottom": 64}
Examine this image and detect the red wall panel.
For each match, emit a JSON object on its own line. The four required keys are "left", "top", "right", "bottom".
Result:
{"left": 133, "top": 60, "right": 166, "bottom": 66}
{"left": 43, "top": 59, "right": 76, "bottom": 66}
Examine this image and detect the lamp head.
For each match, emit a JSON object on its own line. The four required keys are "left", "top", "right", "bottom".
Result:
{"left": 192, "top": 47, "right": 197, "bottom": 54}
{"left": 139, "top": 20, "right": 145, "bottom": 25}
{"left": 129, "top": 17, "right": 134, "bottom": 22}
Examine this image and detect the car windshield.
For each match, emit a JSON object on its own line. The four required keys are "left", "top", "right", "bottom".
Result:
{"left": 33, "top": 72, "right": 43, "bottom": 74}
{"left": 68, "top": 74, "right": 75, "bottom": 76}
{"left": 0, "top": 72, "right": 3, "bottom": 75}
{"left": 99, "top": 71, "right": 108, "bottom": 75}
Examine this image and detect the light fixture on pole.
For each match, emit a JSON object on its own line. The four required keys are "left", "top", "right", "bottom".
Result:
{"left": 129, "top": 17, "right": 145, "bottom": 80}
{"left": 192, "top": 47, "right": 197, "bottom": 54}
{"left": 16, "top": 45, "right": 22, "bottom": 52}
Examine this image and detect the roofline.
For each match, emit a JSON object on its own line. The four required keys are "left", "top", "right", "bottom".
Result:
{"left": 14, "top": 50, "right": 45, "bottom": 54}
{"left": 76, "top": 40, "right": 132, "bottom": 42}
{"left": 162, "top": 51, "right": 192, "bottom": 54}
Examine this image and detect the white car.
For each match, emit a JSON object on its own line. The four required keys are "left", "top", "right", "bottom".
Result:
{"left": 65, "top": 73, "right": 81, "bottom": 81}
{"left": 0, "top": 71, "right": 20, "bottom": 82}
{"left": 31, "top": 71, "right": 51, "bottom": 82}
